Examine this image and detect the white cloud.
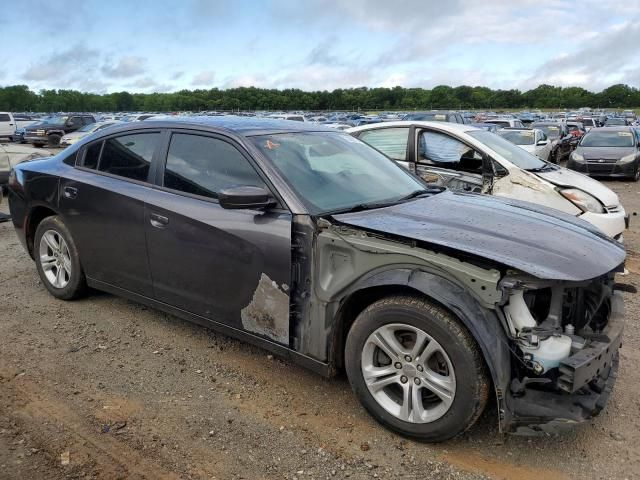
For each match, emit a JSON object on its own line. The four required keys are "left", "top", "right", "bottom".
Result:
{"left": 102, "top": 56, "right": 147, "bottom": 78}
{"left": 191, "top": 70, "right": 216, "bottom": 86}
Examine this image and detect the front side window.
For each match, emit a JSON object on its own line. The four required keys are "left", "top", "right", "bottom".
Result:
{"left": 467, "top": 130, "right": 546, "bottom": 171}
{"left": 97, "top": 133, "right": 159, "bottom": 181}
{"left": 418, "top": 130, "right": 483, "bottom": 173}
{"left": 251, "top": 132, "right": 426, "bottom": 214}
{"left": 68, "top": 117, "right": 83, "bottom": 128}
{"left": 357, "top": 127, "right": 409, "bottom": 161}
{"left": 0, "top": 113, "right": 11, "bottom": 122}
{"left": 163, "top": 133, "right": 267, "bottom": 199}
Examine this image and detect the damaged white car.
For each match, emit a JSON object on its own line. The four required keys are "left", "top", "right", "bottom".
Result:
{"left": 349, "top": 121, "right": 628, "bottom": 240}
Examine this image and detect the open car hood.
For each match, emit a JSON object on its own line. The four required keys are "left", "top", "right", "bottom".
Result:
{"left": 332, "top": 191, "right": 625, "bottom": 282}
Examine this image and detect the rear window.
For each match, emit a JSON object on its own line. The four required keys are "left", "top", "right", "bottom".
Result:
{"left": 0, "top": 113, "right": 11, "bottom": 122}
{"left": 83, "top": 141, "right": 103, "bottom": 169}
{"left": 96, "top": 133, "right": 160, "bottom": 181}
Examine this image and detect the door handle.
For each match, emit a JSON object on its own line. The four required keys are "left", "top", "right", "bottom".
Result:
{"left": 63, "top": 186, "right": 78, "bottom": 199}
{"left": 149, "top": 213, "right": 169, "bottom": 228}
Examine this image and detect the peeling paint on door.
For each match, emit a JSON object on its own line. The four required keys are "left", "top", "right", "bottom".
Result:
{"left": 241, "top": 273, "right": 289, "bottom": 344}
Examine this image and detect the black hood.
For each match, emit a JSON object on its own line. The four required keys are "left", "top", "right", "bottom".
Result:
{"left": 332, "top": 191, "right": 625, "bottom": 281}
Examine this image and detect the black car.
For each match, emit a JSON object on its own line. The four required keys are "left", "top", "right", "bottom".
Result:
{"left": 531, "top": 121, "right": 574, "bottom": 162}
{"left": 7, "top": 117, "right": 626, "bottom": 441}
{"left": 403, "top": 111, "right": 465, "bottom": 123}
{"left": 567, "top": 126, "right": 640, "bottom": 181}
{"left": 24, "top": 114, "right": 96, "bottom": 147}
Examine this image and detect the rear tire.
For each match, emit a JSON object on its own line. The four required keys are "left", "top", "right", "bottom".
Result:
{"left": 345, "top": 295, "right": 489, "bottom": 442}
{"left": 34, "top": 216, "right": 87, "bottom": 300}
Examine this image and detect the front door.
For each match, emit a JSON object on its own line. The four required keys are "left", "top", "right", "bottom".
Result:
{"left": 145, "top": 131, "right": 292, "bottom": 345}
{"left": 414, "top": 129, "right": 488, "bottom": 193}
{"left": 59, "top": 131, "right": 162, "bottom": 297}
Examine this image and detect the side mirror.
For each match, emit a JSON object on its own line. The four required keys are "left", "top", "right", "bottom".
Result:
{"left": 219, "top": 185, "right": 276, "bottom": 210}
{"left": 536, "top": 139, "right": 549, "bottom": 146}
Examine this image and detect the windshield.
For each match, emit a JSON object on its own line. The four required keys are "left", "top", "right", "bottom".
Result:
{"left": 498, "top": 130, "right": 535, "bottom": 145}
{"left": 251, "top": 132, "right": 428, "bottom": 214}
{"left": 533, "top": 125, "right": 561, "bottom": 138}
{"left": 467, "top": 130, "right": 547, "bottom": 170}
{"left": 605, "top": 118, "right": 626, "bottom": 125}
{"left": 580, "top": 130, "right": 635, "bottom": 147}
{"left": 47, "top": 116, "right": 69, "bottom": 126}
{"left": 78, "top": 123, "right": 98, "bottom": 132}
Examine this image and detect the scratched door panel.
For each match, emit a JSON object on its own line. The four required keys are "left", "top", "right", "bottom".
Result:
{"left": 144, "top": 188, "right": 292, "bottom": 345}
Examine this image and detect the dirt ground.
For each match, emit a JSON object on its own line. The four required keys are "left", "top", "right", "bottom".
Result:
{"left": 1, "top": 174, "right": 639, "bottom": 480}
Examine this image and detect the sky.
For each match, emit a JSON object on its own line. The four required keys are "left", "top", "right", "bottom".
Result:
{"left": 1, "top": 0, "right": 639, "bottom": 94}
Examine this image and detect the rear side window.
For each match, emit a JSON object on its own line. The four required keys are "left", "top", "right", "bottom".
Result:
{"left": 163, "top": 133, "right": 267, "bottom": 200}
{"left": 0, "top": 113, "right": 11, "bottom": 122}
{"left": 357, "top": 128, "right": 409, "bottom": 161}
{"left": 97, "top": 133, "right": 160, "bottom": 181}
{"left": 83, "top": 141, "right": 103, "bottom": 169}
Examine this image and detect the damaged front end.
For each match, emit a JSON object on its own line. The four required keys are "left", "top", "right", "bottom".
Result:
{"left": 498, "top": 271, "right": 627, "bottom": 434}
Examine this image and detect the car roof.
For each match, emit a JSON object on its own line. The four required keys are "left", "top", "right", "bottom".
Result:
{"left": 103, "top": 115, "right": 334, "bottom": 136}
{"left": 348, "top": 120, "right": 480, "bottom": 134}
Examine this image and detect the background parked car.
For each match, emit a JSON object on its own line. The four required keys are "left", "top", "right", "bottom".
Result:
{"left": 349, "top": 121, "right": 627, "bottom": 239}
{"left": 482, "top": 117, "right": 525, "bottom": 128}
{"left": 0, "top": 112, "right": 16, "bottom": 140}
{"left": 567, "top": 126, "right": 640, "bottom": 181}
{"left": 0, "top": 142, "right": 53, "bottom": 193}
{"left": 498, "top": 127, "right": 552, "bottom": 161}
{"left": 60, "top": 121, "right": 121, "bottom": 147}
{"left": 402, "top": 111, "right": 465, "bottom": 123}
{"left": 24, "top": 114, "right": 96, "bottom": 147}
{"left": 531, "top": 121, "right": 574, "bottom": 163}
{"left": 604, "top": 117, "right": 628, "bottom": 127}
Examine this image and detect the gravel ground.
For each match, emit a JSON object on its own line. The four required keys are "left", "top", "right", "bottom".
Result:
{"left": 0, "top": 170, "right": 639, "bottom": 480}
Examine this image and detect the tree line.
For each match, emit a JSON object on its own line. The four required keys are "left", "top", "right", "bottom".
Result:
{"left": 0, "top": 83, "right": 638, "bottom": 113}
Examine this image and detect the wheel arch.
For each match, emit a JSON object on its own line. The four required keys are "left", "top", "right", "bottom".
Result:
{"left": 329, "top": 268, "right": 511, "bottom": 395}
{"left": 25, "top": 204, "right": 61, "bottom": 258}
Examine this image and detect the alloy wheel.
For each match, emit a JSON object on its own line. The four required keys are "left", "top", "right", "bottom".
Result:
{"left": 39, "top": 230, "right": 71, "bottom": 288}
{"left": 361, "top": 323, "right": 456, "bottom": 424}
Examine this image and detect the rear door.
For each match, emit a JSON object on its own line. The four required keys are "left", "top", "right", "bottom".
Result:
{"left": 144, "top": 130, "right": 293, "bottom": 345}
{"left": 59, "top": 130, "right": 162, "bottom": 297}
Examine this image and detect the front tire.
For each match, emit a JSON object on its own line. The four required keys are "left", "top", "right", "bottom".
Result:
{"left": 34, "top": 216, "right": 87, "bottom": 300}
{"left": 345, "top": 295, "right": 489, "bottom": 442}
{"left": 47, "top": 134, "right": 61, "bottom": 147}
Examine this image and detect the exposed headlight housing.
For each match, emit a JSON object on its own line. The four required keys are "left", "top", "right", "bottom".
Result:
{"left": 618, "top": 153, "right": 637, "bottom": 164}
{"left": 570, "top": 151, "right": 585, "bottom": 162}
{"left": 560, "top": 188, "right": 604, "bottom": 214}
